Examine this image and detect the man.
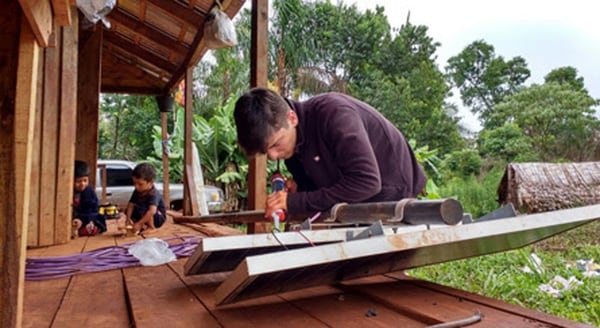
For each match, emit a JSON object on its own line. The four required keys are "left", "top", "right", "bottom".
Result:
{"left": 234, "top": 87, "right": 427, "bottom": 219}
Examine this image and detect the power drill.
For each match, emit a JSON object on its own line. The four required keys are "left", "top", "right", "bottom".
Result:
{"left": 270, "top": 160, "right": 286, "bottom": 229}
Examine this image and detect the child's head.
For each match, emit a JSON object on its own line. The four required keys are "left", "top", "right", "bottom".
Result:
{"left": 132, "top": 163, "right": 156, "bottom": 193}
{"left": 74, "top": 160, "right": 90, "bottom": 192}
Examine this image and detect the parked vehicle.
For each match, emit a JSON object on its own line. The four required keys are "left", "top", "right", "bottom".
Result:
{"left": 95, "top": 159, "right": 223, "bottom": 213}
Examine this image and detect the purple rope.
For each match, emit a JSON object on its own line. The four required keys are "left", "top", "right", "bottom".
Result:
{"left": 25, "top": 235, "right": 201, "bottom": 281}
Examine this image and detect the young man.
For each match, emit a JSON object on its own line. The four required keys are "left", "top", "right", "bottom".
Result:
{"left": 72, "top": 160, "right": 106, "bottom": 237}
{"left": 234, "top": 87, "right": 427, "bottom": 219}
{"left": 125, "top": 163, "right": 167, "bottom": 235}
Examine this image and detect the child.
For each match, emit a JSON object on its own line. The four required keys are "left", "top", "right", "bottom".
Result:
{"left": 125, "top": 163, "right": 167, "bottom": 235}
{"left": 72, "top": 160, "right": 107, "bottom": 237}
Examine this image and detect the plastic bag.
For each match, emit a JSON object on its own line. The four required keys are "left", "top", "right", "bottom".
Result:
{"left": 204, "top": 7, "right": 238, "bottom": 49}
{"left": 77, "top": 0, "right": 116, "bottom": 28}
{"left": 128, "top": 238, "right": 176, "bottom": 266}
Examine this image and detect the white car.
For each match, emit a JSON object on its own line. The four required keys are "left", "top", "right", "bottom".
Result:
{"left": 95, "top": 159, "right": 224, "bottom": 213}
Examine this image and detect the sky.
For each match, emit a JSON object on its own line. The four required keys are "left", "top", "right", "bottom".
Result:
{"left": 347, "top": 0, "right": 600, "bottom": 131}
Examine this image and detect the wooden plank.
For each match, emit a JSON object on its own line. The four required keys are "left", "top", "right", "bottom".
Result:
{"left": 27, "top": 44, "right": 45, "bottom": 247}
{"left": 183, "top": 69, "right": 194, "bottom": 215}
{"left": 52, "top": 271, "right": 130, "bottom": 327}
{"left": 12, "top": 15, "right": 41, "bottom": 328}
{"left": 384, "top": 272, "right": 592, "bottom": 328}
{"left": 339, "top": 275, "right": 584, "bottom": 327}
{"left": 247, "top": 0, "right": 269, "bottom": 234}
{"left": 214, "top": 205, "right": 600, "bottom": 305}
{"left": 123, "top": 263, "right": 220, "bottom": 327}
{"left": 22, "top": 279, "right": 71, "bottom": 328}
{"left": 54, "top": 12, "right": 78, "bottom": 245}
{"left": 278, "top": 285, "right": 424, "bottom": 327}
{"left": 37, "top": 30, "right": 61, "bottom": 246}
{"left": 76, "top": 25, "right": 102, "bottom": 184}
{"left": 0, "top": 3, "right": 24, "bottom": 327}
{"left": 19, "top": 0, "right": 53, "bottom": 47}
{"left": 51, "top": 0, "right": 72, "bottom": 26}
{"left": 171, "top": 260, "right": 327, "bottom": 328}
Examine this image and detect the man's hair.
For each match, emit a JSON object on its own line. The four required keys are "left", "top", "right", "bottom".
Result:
{"left": 132, "top": 163, "right": 156, "bottom": 182}
{"left": 74, "top": 160, "right": 90, "bottom": 178}
{"left": 234, "top": 87, "right": 290, "bottom": 156}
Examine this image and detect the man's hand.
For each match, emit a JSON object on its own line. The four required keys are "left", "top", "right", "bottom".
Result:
{"left": 265, "top": 190, "right": 288, "bottom": 219}
{"left": 285, "top": 178, "right": 297, "bottom": 193}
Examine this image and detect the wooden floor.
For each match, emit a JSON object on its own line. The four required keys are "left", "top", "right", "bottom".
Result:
{"left": 23, "top": 217, "right": 591, "bottom": 328}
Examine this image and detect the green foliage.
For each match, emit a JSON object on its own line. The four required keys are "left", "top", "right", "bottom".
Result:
{"left": 477, "top": 123, "right": 538, "bottom": 162}
{"left": 439, "top": 168, "right": 503, "bottom": 219}
{"left": 440, "top": 149, "right": 482, "bottom": 180}
{"left": 446, "top": 40, "right": 530, "bottom": 128}
{"left": 408, "top": 221, "right": 600, "bottom": 326}
{"left": 99, "top": 94, "right": 164, "bottom": 160}
{"left": 490, "top": 82, "right": 600, "bottom": 161}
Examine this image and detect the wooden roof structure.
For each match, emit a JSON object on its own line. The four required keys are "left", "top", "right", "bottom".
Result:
{"left": 498, "top": 162, "right": 600, "bottom": 213}
{"left": 101, "top": 0, "right": 245, "bottom": 95}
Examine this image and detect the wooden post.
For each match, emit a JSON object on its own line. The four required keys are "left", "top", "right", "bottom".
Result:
{"left": 2, "top": 12, "right": 40, "bottom": 328}
{"left": 183, "top": 70, "right": 194, "bottom": 215}
{"left": 161, "top": 111, "right": 170, "bottom": 207}
{"left": 54, "top": 10, "right": 78, "bottom": 244}
{"left": 247, "top": 0, "right": 269, "bottom": 234}
{"left": 77, "top": 25, "right": 102, "bottom": 185}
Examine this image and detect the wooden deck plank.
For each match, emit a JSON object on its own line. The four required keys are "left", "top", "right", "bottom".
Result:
{"left": 52, "top": 270, "right": 129, "bottom": 327}
{"left": 23, "top": 279, "right": 70, "bottom": 328}
{"left": 171, "top": 260, "right": 325, "bottom": 328}
{"left": 278, "top": 285, "right": 425, "bottom": 327}
{"left": 339, "top": 275, "right": 566, "bottom": 328}
{"left": 123, "top": 263, "right": 220, "bottom": 327}
{"left": 384, "top": 272, "right": 593, "bottom": 328}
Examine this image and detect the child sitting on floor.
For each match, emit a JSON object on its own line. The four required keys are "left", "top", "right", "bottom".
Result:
{"left": 124, "top": 163, "right": 167, "bottom": 236}
{"left": 72, "top": 160, "right": 106, "bottom": 237}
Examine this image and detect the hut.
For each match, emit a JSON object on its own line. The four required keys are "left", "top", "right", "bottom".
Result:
{"left": 498, "top": 162, "right": 600, "bottom": 213}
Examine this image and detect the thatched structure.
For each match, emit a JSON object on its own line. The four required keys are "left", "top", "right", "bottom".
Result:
{"left": 498, "top": 162, "right": 600, "bottom": 213}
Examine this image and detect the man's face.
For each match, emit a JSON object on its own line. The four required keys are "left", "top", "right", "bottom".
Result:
{"left": 265, "top": 110, "right": 298, "bottom": 160}
{"left": 132, "top": 176, "right": 153, "bottom": 194}
{"left": 74, "top": 176, "right": 89, "bottom": 192}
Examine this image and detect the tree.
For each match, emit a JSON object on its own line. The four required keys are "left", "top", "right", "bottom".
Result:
{"left": 477, "top": 123, "right": 537, "bottom": 162}
{"left": 490, "top": 82, "right": 600, "bottom": 161}
{"left": 544, "top": 66, "right": 587, "bottom": 94}
{"left": 446, "top": 40, "right": 530, "bottom": 128}
{"left": 99, "top": 94, "right": 163, "bottom": 160}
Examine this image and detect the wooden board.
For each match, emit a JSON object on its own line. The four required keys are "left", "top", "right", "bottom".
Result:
{"left": 184, "top": 225, "right": 427, "bottom": 275}
{"left": 214, "top": 205, "right": 600, "bottom": 305}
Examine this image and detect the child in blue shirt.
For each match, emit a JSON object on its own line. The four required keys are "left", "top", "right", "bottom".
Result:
{"left": 125, "top": 163, "right": 166, "bottom": 236}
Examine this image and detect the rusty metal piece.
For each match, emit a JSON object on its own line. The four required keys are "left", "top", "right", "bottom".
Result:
{"left": 426, "top": 310, "right": 483, "bottom": 328}
{"left": 329, "top": 199, "right": 464, "bottom": 225}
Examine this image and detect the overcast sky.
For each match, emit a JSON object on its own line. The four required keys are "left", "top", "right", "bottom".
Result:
{"left": 348, "top": 0, "right": 600, "bottom": 131}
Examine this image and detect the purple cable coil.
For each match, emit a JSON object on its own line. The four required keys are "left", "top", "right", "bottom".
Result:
{"left": 25, "top": 235, "right": 201, "bottom": 281}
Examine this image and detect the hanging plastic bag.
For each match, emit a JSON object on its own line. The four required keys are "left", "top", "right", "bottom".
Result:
{"left": 128, "top": 238, "right": 176, "bottom": 266}
{"left": 77, "top": 0, "right": 116, "bottom": 28}
{"left": 204, "top": 6, "right": 238, "bottom": 49}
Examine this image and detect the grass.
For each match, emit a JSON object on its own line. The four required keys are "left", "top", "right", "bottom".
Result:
{"left": 407, "top": 220, "right": 600, "bottom": 326}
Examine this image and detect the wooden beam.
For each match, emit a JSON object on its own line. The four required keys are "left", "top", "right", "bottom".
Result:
{"left": 0, "top": 3, "right": 22, "bottom": 326}
{"left": 36, "top": 26, "right": 61, "bottom": 246}
{"left": 77, "top": 25, "right": 102, "bottom": 185}
{"left": 54, "top": 11, "right": 78, "bottom": 244}
{"left": 183, "top": 69, "right": 194, "bottom": 215}
{"left": 11, "top": 14, "right": 40, "bottom": 328}
{"left": 247, "top": 0, "right": 269, "bottom": 234}
{"left": 19, "top": 0, "right": 53, "bottom": 47}
{"left": 107, "top": 9, "right": 189, "bottom": 55}
{"left": 51, "top": 0, "right": 72, "bottom": 26}
{"left": 145, "top": 0, "right": 206, "bottom": 26}
{"left": 104, "top": 32, "right": 178, "bottom": 73}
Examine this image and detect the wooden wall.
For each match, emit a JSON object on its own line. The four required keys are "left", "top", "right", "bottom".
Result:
{"left": 27, "top": 11, "right": 79, "bottom": 247}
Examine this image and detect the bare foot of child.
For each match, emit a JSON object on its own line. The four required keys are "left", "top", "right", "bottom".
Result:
{"left": 141, "top": 227, "right": 157, "bottom": 236}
